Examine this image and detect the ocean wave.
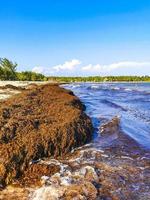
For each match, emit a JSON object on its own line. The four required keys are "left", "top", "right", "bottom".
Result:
{"left": 88, "top": 85, "right": 134, "bottom": 92}
{"left": 100, "top": 99, "right": 127, "bottom": 111}
{"left": 122, "top": 87, "right": 150, "bottom": 94}
{"left": 64, "top": 83, "right": 150, "bottom": 149}
{"left": 112, "top": 87, "right": 135, "bottom": 92}
{"left": 90, "top": 85, "right": 100, "bottom": 89}
{"left": 111, "top": 87, "right": 121, "bottom": 90}
{"left": 87, "top": 85, "right": 100, "bottom": 90}
{"left": 124, "top": 88, "right": 132, "bottom": 91}
{"left": 71, "top": 84, "right": 81, "bottom": 88}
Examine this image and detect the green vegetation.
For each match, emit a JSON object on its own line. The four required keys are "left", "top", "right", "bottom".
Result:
{"left": 0, "top": 58, "right": 150, "bottom": 82}
{"left": 16, "top": 71, "right": 47, "bottom": 81}
{"left": 0, "top": 58, "right": 47, "bottom": 81}
{"left": 48, "top": 76, "right": 150, "bottom": 82}
{"left": 0, "top": 58, "right": 17, "bottom": 80}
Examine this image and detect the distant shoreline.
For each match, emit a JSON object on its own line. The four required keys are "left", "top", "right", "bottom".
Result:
{"left": 0, "top": 80, "right": 150, "bottom": 87}
{"left": 60, "top": 81, "right": 150, "bottom": 83}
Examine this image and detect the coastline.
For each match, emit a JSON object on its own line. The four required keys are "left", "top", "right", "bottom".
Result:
{"left": 60, "top": 81, "right": 150, "bottom": 84}
{"left": 0, "top": 81, "right": 149, "bottom": 200}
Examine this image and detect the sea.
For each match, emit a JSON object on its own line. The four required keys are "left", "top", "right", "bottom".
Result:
{"left": 64, "top": 82, "right": 150, "bottom": 149}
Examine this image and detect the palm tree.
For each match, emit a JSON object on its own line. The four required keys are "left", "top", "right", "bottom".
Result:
{"left": 0, "top": 58, "right": 17, "bottom": 80}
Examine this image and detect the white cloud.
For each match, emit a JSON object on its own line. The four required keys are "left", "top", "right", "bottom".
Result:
{"left": 32, "top": 60, "right": 150, "bottom": 76}
{"left": 52, "top": 59, "right": 81, "bottom": 72}
{"left": 82, "top": 64, "right": 102, "bottom": 71}
{"left": 81, "top": 61, "right": 150, "bottom": 74}
{"left": 106, "top": 61, "right": 150, "bottom": 71}
{"left": 32, "top": 67, "right": 44, "bottom": 74}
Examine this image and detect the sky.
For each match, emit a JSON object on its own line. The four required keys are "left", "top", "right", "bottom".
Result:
{"left": 0, "top": 0, "right": 150, "bottom": 76}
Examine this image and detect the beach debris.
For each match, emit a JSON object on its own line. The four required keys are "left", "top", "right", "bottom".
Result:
{"left": 100, "top": 116, "right": 120, "bottom": 136}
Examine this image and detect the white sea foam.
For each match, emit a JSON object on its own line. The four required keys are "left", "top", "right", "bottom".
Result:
{"left": 31, "top": 186, "right": 64, "bottom": 200}
{"left": 124, "top": 88, "right": 132, "bottom": 91}
{"left": 91, "top": 85, "right": 99, "bottom": 89}
{"left": 112, "top": 87, "right": 120, "bottom": 90}
{"left": 72, "top": 84, "right": 81, "bottom": 88}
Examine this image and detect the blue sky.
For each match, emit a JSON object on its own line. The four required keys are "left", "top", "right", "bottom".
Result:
{"left": 0, "top": 0, "right": 150, "bottom": 76}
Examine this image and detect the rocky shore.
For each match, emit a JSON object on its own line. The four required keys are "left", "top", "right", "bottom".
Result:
{"left": 0, "top": 83, "right": 93, "bottom": 190}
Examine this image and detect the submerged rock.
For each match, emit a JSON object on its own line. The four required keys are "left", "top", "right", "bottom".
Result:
{"left": 0, "top": 84, "right": 93, "bottom": 187}
{"left": 100, "top": 116, "right": 120, "bottom": 136}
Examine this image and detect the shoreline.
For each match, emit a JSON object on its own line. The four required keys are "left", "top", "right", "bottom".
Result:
{"left": 0, "top": 81, "right": 149, "bottom": 199}
{"left": 0, "top": 80, "right": 150, "bottom": 85}
{"left": 60, "top": 81, "right": 150, "bottom": 83}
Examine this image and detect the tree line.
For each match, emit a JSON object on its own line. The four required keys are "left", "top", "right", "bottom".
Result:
{"left": 0, "top": 58, "right": 47, "bottom": 81}
{"left": 48, "top": 76, "right": 150, "bottom": 82}
{"left": 0, "top": 58, "right": 150, "bottom": 82}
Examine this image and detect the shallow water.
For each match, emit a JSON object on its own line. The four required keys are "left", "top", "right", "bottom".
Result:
{"left": 27, "top": 82, "right": 150, "bottom": 200}
{"left": 64, "top": 82, "right": 150, "bottom": 149}
{"left": 0, "top": 82, "right": 150, "bottom": 199}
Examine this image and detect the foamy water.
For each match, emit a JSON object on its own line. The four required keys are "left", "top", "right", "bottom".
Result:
{"left": 0, "top": 82, "right": 149, "bottom": 199}
{"left": 29, "top": 83, "right": 150, "bottom": 200}
{"left": 64, "top": 82, "right": 150, "bottom": 149}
